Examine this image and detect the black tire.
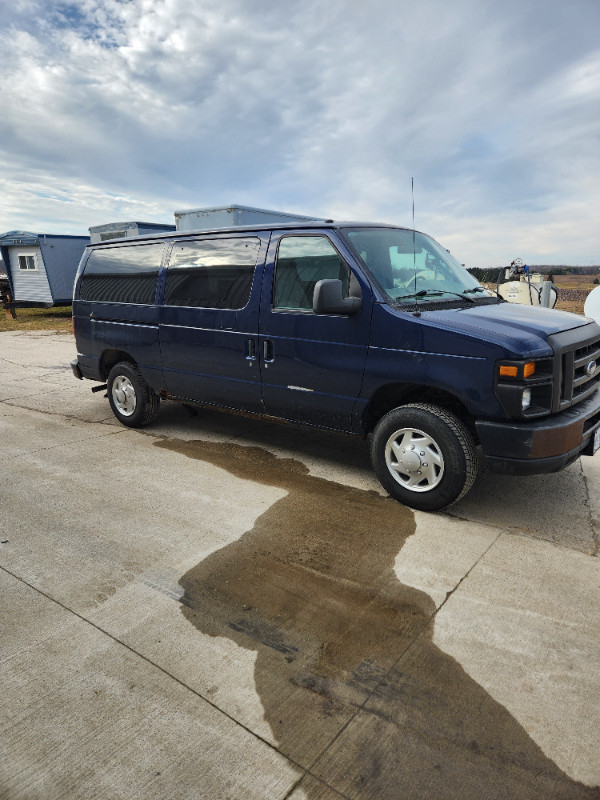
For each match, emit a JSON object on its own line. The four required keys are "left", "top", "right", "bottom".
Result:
{"left": 370, "top": 403, "right": 477, "bottom": 512}
{"left": 107, "top": 361, "right": 160, "bottom": 428}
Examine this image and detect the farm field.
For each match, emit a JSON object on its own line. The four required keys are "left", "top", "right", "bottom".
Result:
{"left": 552, "top": 274, "right": 599, "bottom": 315}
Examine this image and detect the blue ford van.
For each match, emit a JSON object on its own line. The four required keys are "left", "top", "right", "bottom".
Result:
{"left": 71, "top": 222, "right": 600, "bottom": 511}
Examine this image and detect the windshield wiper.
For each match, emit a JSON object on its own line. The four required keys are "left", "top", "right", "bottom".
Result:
{"left": 395, "top": 289, "right": 476, "bottom": 304}
{"left": 465, "top": 284, "right": 503, "bottom": 302}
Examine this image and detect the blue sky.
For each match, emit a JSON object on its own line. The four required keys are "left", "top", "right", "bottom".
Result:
{"left": 0, "top": 0, "right": 598, "bottom": 267}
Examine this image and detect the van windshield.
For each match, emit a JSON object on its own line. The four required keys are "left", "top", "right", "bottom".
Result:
{"left": 343, "top": 227, "right": 486, "bottom": 306}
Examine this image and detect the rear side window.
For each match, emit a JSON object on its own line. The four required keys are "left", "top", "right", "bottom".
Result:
{"left": 80, "top": 243, "right": 164, "bottom": 304}
{"left": 164, "top": 238, "right": 260, "bottom": 309}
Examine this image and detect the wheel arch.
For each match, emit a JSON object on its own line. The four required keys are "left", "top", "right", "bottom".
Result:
{"left": 363, "top": 383, "right": 477, "bottom": 442}
{"left": 99, "top": 349, "right": 137, "bottom": 380}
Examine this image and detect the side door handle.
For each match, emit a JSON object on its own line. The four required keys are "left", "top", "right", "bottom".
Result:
{"left": 263, "top": 339, "right": 275, "bottom": 363}
{"left": 246, "top": 339, "right": 256, "bottom": 360}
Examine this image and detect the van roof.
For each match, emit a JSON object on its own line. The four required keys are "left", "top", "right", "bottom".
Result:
{"left": 83, "top": 220, "right": 412, "bottom": 248}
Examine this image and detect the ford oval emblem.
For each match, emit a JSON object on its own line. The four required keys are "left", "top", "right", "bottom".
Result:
{"left": 586, "top": 359, "right": 598, "bottom": 377}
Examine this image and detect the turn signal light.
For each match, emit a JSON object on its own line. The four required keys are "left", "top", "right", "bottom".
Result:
{"left": 498, "top": 362, "right": 536, "bottom": 379}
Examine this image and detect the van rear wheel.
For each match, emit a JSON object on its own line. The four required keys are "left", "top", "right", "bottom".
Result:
{"left": 371, "top": 403, "right": 477, "bottom": 512}
{"left": 107, "top": 362, "right": 160, "bottom": 428}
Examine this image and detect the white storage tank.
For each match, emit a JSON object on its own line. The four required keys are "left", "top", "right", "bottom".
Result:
{"left": 498, "top": 274, "right": 546, "bottom": 305}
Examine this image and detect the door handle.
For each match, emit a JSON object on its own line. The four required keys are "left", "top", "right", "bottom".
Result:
{"left": 263, "top": 340, "right": 274, "bottom": 362}
{"left": 246, "top": 339, "right": 256, "bottom": 360}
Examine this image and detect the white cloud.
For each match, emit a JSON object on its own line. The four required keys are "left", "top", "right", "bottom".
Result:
{"left": 0, "top": 0, "right": 599, "bottom": 264}
{"left": 0, "top": 157, "right": 186, "bottom": 233}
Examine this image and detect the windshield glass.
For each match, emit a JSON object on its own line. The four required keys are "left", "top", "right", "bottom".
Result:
{"left": 343, "top": 227, "right": 485, "bottom": 305}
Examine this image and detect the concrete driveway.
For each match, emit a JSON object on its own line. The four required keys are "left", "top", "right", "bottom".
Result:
{"left": 1, "top": 330, "right": 599, "bottom": 799}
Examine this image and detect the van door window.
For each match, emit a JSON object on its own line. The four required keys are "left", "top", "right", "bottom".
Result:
{"left": 80, "top": 243, "right": 164, "bottom": 304}
{"left": 273, "top": 236, "right": 351, "bottom": 311}
{"left": 164, "top": 238, "right": 260, "bottom": 309}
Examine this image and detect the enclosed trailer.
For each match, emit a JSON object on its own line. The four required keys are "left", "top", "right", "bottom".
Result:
{"left": 174, "top": 204, "right": 324, "bottom": 231}
{"left": 0, "top": 231, "right": 89, "bottom": 307}
{"left": 89, "top": 221, "right": 175, "bottom": 244}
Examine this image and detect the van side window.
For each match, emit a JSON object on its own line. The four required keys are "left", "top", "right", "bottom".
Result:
{"left": 273, "top": 236, "right": 350, "bottom": 311}
{"left": 164, "top": 238, "right": 260, "bottom": 309}
{"left": 80, "top": 243, "right": 164, "bottom": 304}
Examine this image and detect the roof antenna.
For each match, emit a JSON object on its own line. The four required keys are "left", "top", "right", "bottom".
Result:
{"left": 412, "top": 177, "right": 421, "bottom": 317}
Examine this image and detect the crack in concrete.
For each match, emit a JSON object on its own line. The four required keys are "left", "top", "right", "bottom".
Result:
{"left": 300, "top": 525, "right": 505, "bottom": 782}
{"left": 0, "top": 564, "right": 309, "bottom": 786}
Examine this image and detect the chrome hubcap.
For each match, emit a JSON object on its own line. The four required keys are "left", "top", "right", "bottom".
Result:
{"left": 112, "top": 376, "right": 136, "bottom": 416}
{"left": 385, "top": 427, "right": 445, "bottom": 493}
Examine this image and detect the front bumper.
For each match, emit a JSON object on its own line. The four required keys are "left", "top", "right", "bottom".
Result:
{"left": 476, "top": 389, "right": 600, "bottom": 475}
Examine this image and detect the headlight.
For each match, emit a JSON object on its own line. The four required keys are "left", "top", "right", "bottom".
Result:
{"left": 494, "top": 358, "right": 554, "bottom": 418}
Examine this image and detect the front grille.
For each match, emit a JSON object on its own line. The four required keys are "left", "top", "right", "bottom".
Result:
{"left": 573, "top": 341, "right": 600, "bottom": 401}
{"left": 554, "top": 330, "right": 600, "bottom": 411}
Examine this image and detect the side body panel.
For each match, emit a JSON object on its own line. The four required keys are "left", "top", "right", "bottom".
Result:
{"left": 72, "top": 241, "right": 166, "bottom": 389}
{"left": 158, "top": 233, "right": 270, "bottom": 413}
{"left": 362, "top": 303, "right": 511, "bottom": 421}
{"left": 72, "top": 300, "right": 163, "bottom": 389}
{"left": 257, "top": 231, "right": 373, "bottom": 432}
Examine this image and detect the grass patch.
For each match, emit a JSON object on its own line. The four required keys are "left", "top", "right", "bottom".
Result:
{"left": 0, "top": 306, "right": 73, "bottom": 334}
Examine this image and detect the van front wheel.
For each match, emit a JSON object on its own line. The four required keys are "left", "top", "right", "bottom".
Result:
{"left": 107, "top": 362, "right": 160, "bottom": 428}
{"left": 371, "top": 404, "right": 477, "bottom": 512}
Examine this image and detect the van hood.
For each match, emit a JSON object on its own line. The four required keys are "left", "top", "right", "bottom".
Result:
{"left": 429, "top": 302, "right": 593, "bottom": 354}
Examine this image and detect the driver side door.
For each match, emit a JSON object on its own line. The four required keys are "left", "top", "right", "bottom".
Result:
{"left": 258, "top": 232, "right": 373, "bottom": 432}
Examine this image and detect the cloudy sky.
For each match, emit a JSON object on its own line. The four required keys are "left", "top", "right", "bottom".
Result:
{"left": 0, "top": 0, "right": 598, "bottom": 267}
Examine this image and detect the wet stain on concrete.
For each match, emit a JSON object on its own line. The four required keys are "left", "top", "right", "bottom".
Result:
{"left": 155, "top": 437, "right": 599, "bottom": 799}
